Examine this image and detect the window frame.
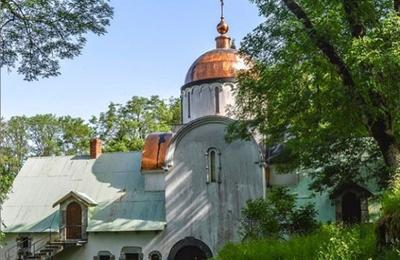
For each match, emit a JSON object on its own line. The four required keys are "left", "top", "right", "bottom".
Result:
{"left": 215, "top": 86, "right": 220, "bottom": 114}
{"left": 94, "top": 250, "right": 115, "bottom": 260}
{"left": 148, "top": 250, "right": 162, "bottom": 260}
{"left": 205, "top": 147, "right": 222, "bottom": 184}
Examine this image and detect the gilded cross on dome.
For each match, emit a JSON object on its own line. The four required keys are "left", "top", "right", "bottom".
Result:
{"left": 220, "top": 0, "right": 224, "bottom": 19}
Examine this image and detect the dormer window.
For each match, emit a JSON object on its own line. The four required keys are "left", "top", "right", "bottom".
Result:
{"left": 52, "top": 191, "right": 97, "bottom": 241}
{"left": 205, "top": 148, "right": 222, "bottom": 183}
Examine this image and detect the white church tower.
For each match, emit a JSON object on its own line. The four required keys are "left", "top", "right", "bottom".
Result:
{"left": 181, "top": 15, "right": 247, "bottom": 123}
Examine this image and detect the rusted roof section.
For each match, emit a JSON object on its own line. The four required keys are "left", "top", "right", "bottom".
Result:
{"left": 141, "top": 132, "right": 173, "bottom": 171}
{"left": 184, "top": 48, "right": 247, "bottom": 85}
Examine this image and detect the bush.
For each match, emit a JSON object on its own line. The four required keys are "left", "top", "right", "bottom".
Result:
{"left": 216, "top": 224, "right": 399, "bottom": 260}
{"left": 240, "top": 187, "right": 318, "bottom": 240}
{"left": 378, "top": 173, "right": 400, "bottom": 247}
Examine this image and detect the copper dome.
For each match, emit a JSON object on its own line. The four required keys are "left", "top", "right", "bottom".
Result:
{"left": 184, "top": 48, "right": 247, "bottom": 85}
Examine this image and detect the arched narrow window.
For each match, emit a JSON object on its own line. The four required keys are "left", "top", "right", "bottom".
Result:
{"left": 215, "top": 87, "right": 220, "bottom": 113}
{"left": 187, "top": 92, "right": 191, "bottom": 118}
{"left": 205, "top": 148, "right": 221, "bottom": 183}
{"left": 210, "top": 150, "right": 217, "bottom": 182}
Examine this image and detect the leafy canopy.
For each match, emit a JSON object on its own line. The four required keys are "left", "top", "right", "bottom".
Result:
{"left": 90, "top": 96, "right": 180, "bottom": 152}
{"left": 0, "top": 0, "right": 113, "bottom": 80}
{"left": 230, "top": 0, "right": 400, "bottom": 191}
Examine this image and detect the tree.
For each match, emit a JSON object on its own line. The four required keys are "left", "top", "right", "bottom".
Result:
{"left": 90, "top": 96, "right": 180, "bottom": 152}
{"left": 230, "top": 0, "right": 400, "bottom": 188}
{"left": 0, "top": 0, "right": 113, "bottom": 80}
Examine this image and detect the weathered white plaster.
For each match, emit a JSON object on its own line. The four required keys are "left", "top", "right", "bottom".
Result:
{"left": 182, "top": 82, "right": 237, "bottom": 123}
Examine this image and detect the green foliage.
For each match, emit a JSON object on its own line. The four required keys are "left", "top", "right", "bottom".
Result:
{"left": 240, "top": 187, "right": 318, "bottom": 240}
{"left": 229, "top": 0, "right": 400, "bottom": 192}
{"left": 0, "top": 114, "right": 92, "bottom": 202}
{"left": 0, "top": 0, "right": 113, "bottom": 80}
{"left": 90, "top": 96, "right": 180, "bottom": 152}
{"left": 379, "top": 174, "right": 400, "bottom": 244}
{"left": 216, "top": 224, "right": 399, "bottom": 260}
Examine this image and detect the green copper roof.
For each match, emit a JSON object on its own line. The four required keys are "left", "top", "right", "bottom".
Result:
{"left": 1, "top": 152, "right": 166, "bottom": 233}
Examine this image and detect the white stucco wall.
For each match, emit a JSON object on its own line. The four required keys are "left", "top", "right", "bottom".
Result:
{"left": 146, "top": 118, "right": 265, "bottom": 257}
{"left": 182, "top": 82, "right": 237, "bottom": 124}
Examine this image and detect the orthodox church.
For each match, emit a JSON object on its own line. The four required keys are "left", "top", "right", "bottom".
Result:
{"left": 0, "top": 8, "right": 374, "bottom": 260}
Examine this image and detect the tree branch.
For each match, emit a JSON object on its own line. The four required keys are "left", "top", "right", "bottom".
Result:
{"left": 282, "top": 0, "right": 355, "bottom": 89}
{"left": 342, "top": 0, "right": 364, "bottom": 38}
{"left": 395, "top": 0, "right": 400, "bottom": 13}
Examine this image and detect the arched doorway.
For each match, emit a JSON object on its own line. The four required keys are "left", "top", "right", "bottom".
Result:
{"left": 168, "top": 237, "right": 212, "bottom": 260}
{"left": 342, "top": 192, "right": 361, "bottom": 224}
{"left": 175, "top": 246, "right": 206, "bottom": 260}
{"left": 66, "top": 202, "right": 82, "bottom": 239}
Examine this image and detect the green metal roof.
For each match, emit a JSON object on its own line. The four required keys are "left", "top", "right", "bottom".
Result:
{"left": 1, "top": 152, "right": 166, "bottom": 233}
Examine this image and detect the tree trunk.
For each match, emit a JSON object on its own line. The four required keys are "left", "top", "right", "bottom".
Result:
{"left": 369, "top": 117, "right": 400, "bottom": 169}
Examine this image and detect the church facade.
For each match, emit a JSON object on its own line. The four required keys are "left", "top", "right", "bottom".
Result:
{"left": 0, "top": 18, "right": 266, "bottom": 260}
{"left": 0, "top": 11, "right": 378, "bottom": 260}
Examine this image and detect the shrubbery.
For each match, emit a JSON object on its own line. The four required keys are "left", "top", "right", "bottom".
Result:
{"left": 378, "top": 175, "right": 400, "bottom": 247}
{"left": 240, "top": 187, "right": 318, "bottom": 240}
{"left": 216, "top": 224, "right": 400, "bottom": 260}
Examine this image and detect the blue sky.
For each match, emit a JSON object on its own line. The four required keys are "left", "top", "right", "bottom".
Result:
{"left": 2, "top": 0, "right": 263, "bottom": 120}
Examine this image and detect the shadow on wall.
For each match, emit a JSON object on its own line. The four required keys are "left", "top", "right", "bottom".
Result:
{"left": 144, "top": 161, "right": 212, "bottom": 254}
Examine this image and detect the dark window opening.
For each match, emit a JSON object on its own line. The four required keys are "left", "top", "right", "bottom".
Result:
{"left": 125, "top": 253, "right": 139, "bottom": 260}
{"left": 17, "top": 236, "right": 31, "bottom": 257}
{"left": 206, "top": 148, "right": 221, "bottom": 183}
{"left": 21, "top": 237, "right": 29, "bottom": 249}
{"left": 96, "top": 251, "right": 114, "bottom": 260}
{"left": 215, "top": 87, "right": 220, "bottom": 113}
{"left": 149, "top": 251, "right": 162, "bottom": 260}
{"left": 210, "top": 150, "right": 216, "bottom": 182}
{"left": 188, "top": 93, "right": 191, "bottom": 118}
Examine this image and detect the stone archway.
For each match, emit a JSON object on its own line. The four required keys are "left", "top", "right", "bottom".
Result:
{"left": 168, "top": 237, "right": 213, "bottom": 260}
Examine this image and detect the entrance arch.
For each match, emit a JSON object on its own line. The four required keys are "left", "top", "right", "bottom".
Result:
{"left": 342, "top": 191, "right": 361, "bottom": 224}
{"left": 66, "top": 202, "right": 82, "bottom": 239}
{"left": 168, "top": 237, "right": 212, "bottom": 260}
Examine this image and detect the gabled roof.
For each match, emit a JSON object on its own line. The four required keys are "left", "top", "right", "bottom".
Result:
{"left": 330, "top": 182, "right": 373, "bottom": 199}
{"left": 52, "top": 191, "right": 97, "bottom": 208}
{"left": 2, "top": 152, "right": 166, "bottom": 233}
